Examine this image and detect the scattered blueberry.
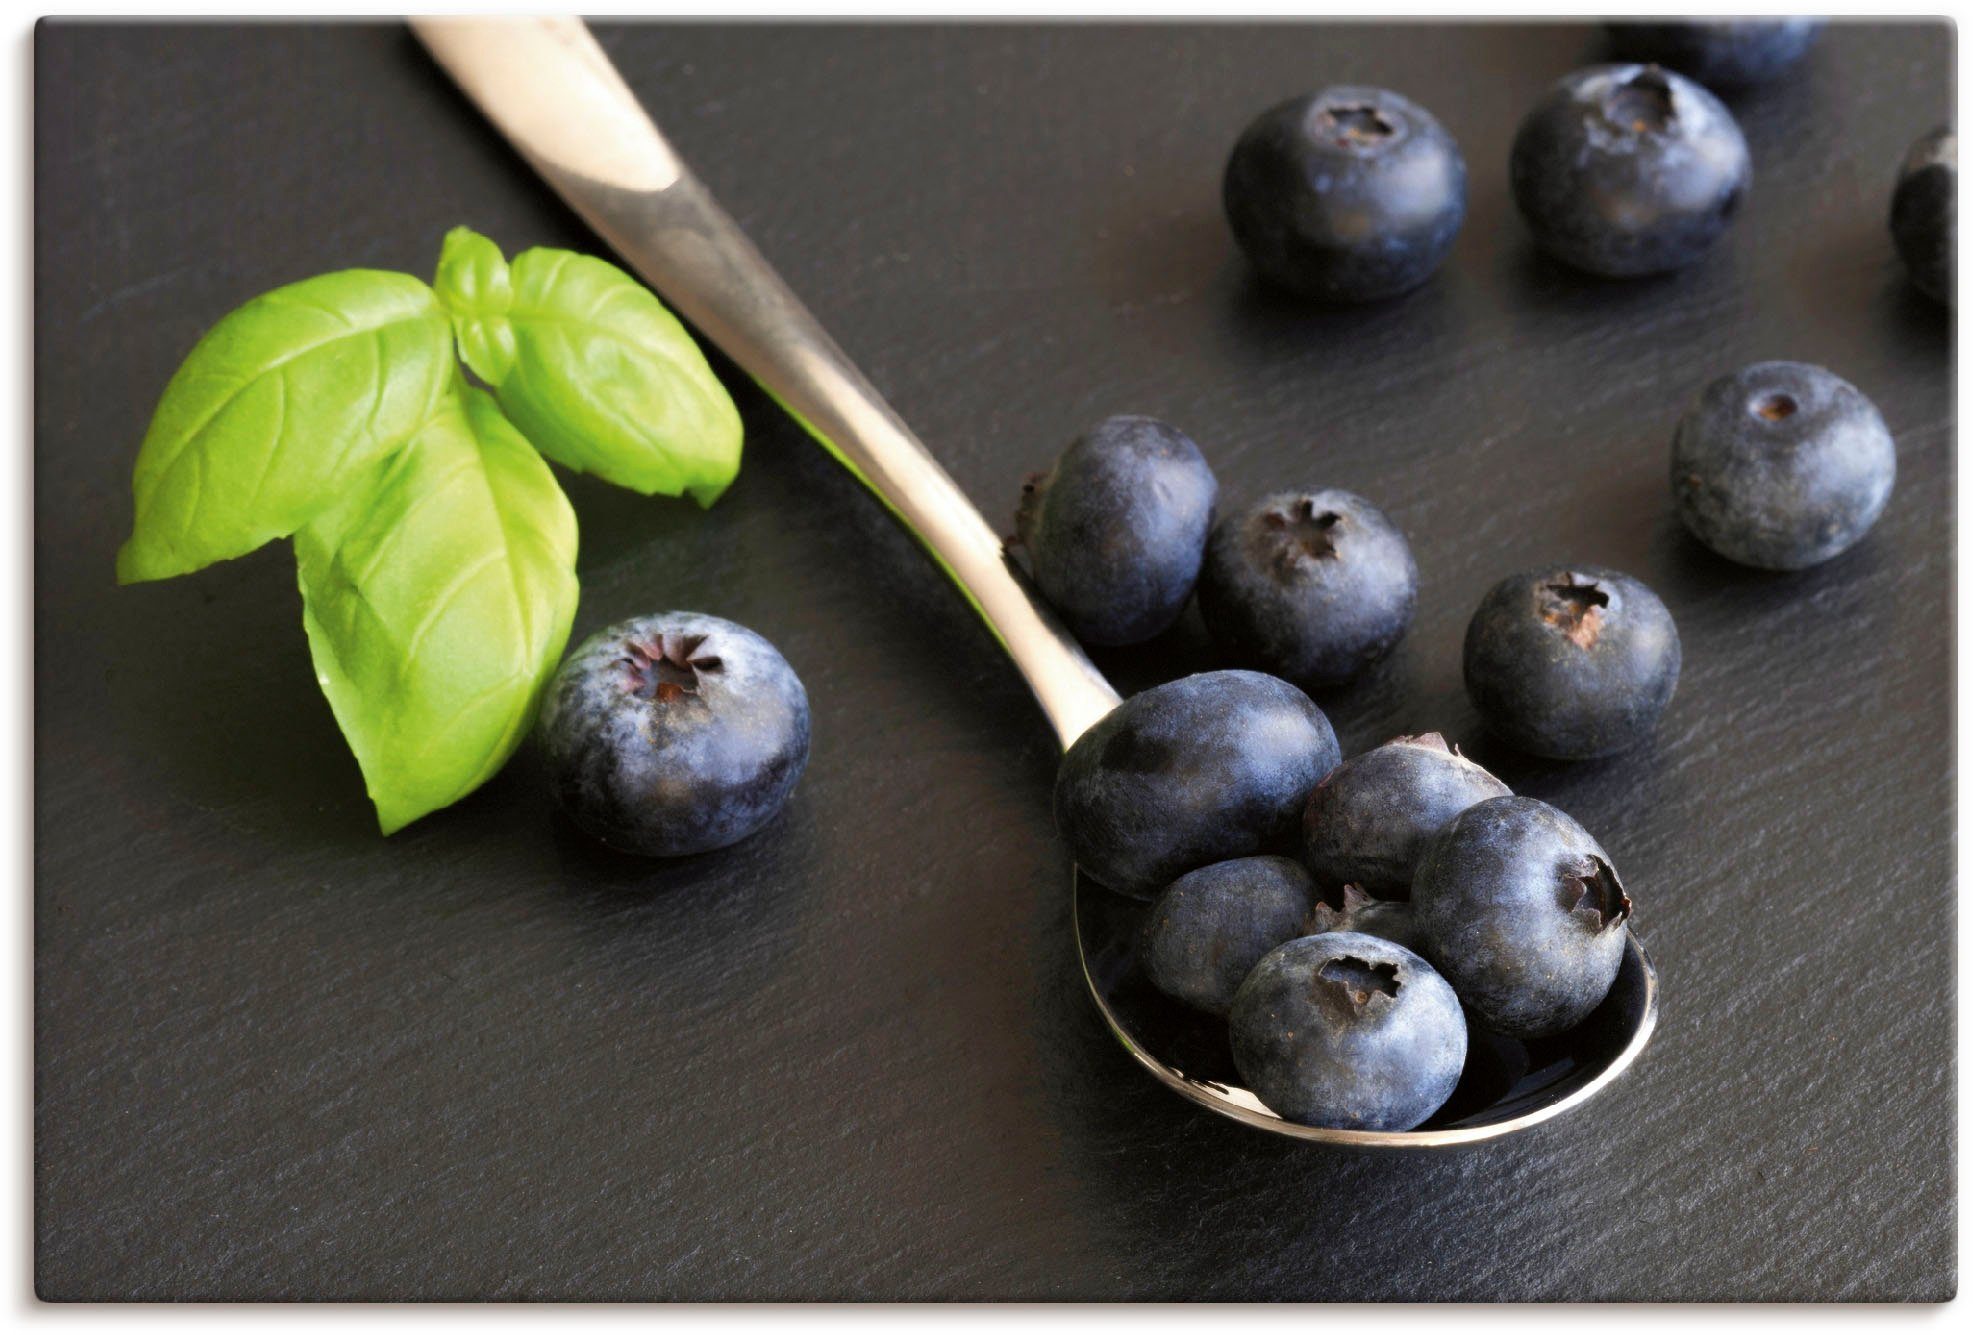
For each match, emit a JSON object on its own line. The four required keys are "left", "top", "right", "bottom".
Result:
{"left": 1229, "top": 931, "right": 1467, "bottom": 1130}
{"left": 1305, "top": 885, "right": 1423, "bottom": 954}
{"left": 1463, "top": 565, "right": 1680, "bottom": 759}
{"left": 1891, "top": 126, "right": 1955, "bottom": 306}
{"left": 1510, "top": 64, "right": 1750, "bottom": 277}
{"left": 1013, "top": 415, "right": 1217, "bottom": 647}
{"left": 1302, "top": 733, "right": 1510, "bottom": 895}
{"left": 1141, "top": 856, "right": 1316, "bottom": 1016}
{"left": 537, "top": 612, "right": 810, "bottom": 857}
{"left": 1197, "top": 489, "right": 1417, "bottom": 687}
{"left": 1606, "top": 19, "right": 1821, "bottom": 90}
{"left": 1672, "top": 362, "right": 1898, "bottom": 571}
{"left": 1223, "top": 86, "right": 1467, "bottom": 302}
{"left": 1413, "top": 796, "right": 1632, "bottom": 1039}
{"left": 1056, "top": 669, "right": 1341, "bottom": 897}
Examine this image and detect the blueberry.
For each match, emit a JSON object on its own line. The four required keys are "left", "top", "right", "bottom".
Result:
{"left": 1302, "top": 733, "right": 1510, "bottom": 895}
{"left": 1606, "top": 19, "right": 1821, "bottom": 90}
{"left": 1222, "top": 86, "right": 1467, "bottom": 302}
{"left": 1141, "top": 856, "right": 1316, "bottom": 1016}
{"left": 1891, "top": 126, "right": 1955, "bottom": 306}
{"left": 1510, "top": 64, "right": 1749, "bottom": 278}
{"left": 1305, "top": 885, "right": 1423, "bottom": 954}
{"left": 1413, "top": 796, "right": 1632, "bottom": 1039}
{"left": 537, "top": 612, "right": 810, "bottom": 857}
{"left": 1672, "top": 362, "right": 1897, "bottom": 571}
{"left": 1463, "top": 566, "right": 1680, "bottom": 760}
{"left": 1229, "top": 931, "right": 1466, "bottom": 1130}
{"left": 1197, "top": 490, "right": 1417, "bottom": 687}
{"left": 1055, "top": 669, "right": 1340, "bottom": 897}
{"left": 1013, "top": 416, "right": 1217, "bottom": 647}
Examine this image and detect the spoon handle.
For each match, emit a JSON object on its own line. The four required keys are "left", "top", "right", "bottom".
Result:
{"left": 412, "top": 16, "right": 1121, "bottom": 747}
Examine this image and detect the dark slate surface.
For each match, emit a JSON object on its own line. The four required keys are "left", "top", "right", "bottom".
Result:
{"left": 34, "top": 21, "right": 1954, "bottom": 1301}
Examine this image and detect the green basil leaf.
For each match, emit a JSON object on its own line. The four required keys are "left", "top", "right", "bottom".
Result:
{"left": 495, "top": 246, "right": 743, "bottom": 507}
{"left": 433, "top": 226, "right": 517, "bottom": 386}
{"left": 295, "top": 383, "right": 579, "bottom": 834}
{"left": 117, "top": 269, "right": 454, "bottom": 584}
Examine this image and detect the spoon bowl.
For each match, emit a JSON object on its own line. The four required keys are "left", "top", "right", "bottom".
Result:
{"left": 1075, "top": 869, "right": 1659, "bottom": 1145}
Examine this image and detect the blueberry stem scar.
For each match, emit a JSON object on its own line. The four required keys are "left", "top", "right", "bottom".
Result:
{"left": 618, "top": 632, "right": 723, "bottom": 702}
{"left": 1540, "top": 580, "right": 1609, "bottom": 651}
{"left": 1318, "top": 954, "right": 1401, "bottom": 1007}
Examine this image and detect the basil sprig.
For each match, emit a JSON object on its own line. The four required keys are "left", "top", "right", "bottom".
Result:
{"left": 119, "top": 229, "right": 743, "bottom": 833}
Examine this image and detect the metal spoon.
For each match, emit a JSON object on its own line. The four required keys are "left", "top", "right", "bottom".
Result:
{"left": 413, "top": 16, "right": 1658, "bottom": 1145}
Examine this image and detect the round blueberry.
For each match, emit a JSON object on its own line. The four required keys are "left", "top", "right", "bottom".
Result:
{"left": 1891, "top": 126, "right": 1955, "bottom": 306}
{"left": 537, "top": 612, "right": 810, "bottom": 857}
{"left": 1305, "top": 885, "right": 1423, "bottom": 955}
{"left": 1055, "top": 669, "right": 1340, "bottom": 898}
{"left": 1223, "top": 86, "right": 1467, "bottom": 303}
{"left": 1510, "top": 64, "right": 1750, "bottom": 278}
{"left": 1302, "top": 733, "right": 1510, "bottom": 895}
{"left": 1463, "top": 565, "right": 1680, "bottom": 760}
{"left": 1140, "top": 856, "right": 1316, "bottom": 1016}
{"left": 1229, "top": 931, "right": 1466, "bottom": 1131}
{"left": 1672, "top": 362, "right": 1897, "bottom": 571}
{"left": 1014, "top": 415, "right": 1217, "bottom": 647}
{"left": 1606, "top": 19, "right": 1821, "bottom": 90}
{"left": 1413, "top": 796, "right": 1633, "bottom": 1039}
{"left": 1197, "top": 489, "right": 1417, "bottom": 688}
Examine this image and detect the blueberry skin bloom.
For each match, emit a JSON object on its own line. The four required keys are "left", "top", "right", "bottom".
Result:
{"left": 1229, "top": 931, "right": 1467, "bottom": 1131}
{"left": 1141, "top": 856, "right": 1316, "bottom": 1016}
{"left": 1413, "top": 796, "right": 1632, "bottom": 1040}
{"left": 1606, "top": 19, "right": 1821, "bottom": 90}
{"left": 537, "top": 612, "right": 811, "bottom": 857}
{"left": 1197, "top": 490, "right": 1417, "bottom": 687}
{"left": 1302, "top": 733, "right": 1510, "bottom": 895}
{"left": 1223, "top": 86, "right": 1467, "bottom": 303}
{"left": 1510, "top": 64, "right": 1750, "bottom": 278}
{"left": 1014, "top": 416, "right": 1217, "bottom": 647}
{"left": 1891, "top": 126, "right": 1955, "bottom": 306}
{"left": 1055, "top": 669, "right": 1341, "bottom": 898}
{"left": 1672, "top": 362, "right": 1897, "bottom": 571}
{"left": 1463, "top": 566, "right": 1680, "bottom": 760}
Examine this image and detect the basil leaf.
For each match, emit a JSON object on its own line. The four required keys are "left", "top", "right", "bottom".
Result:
{"left": 495, "top": 245, "right": 743, "bottom": 507}
{"left": 433, "top": 226, "right": 517, "bottom": 386}
{"left": 117, "top": 269, "right": 454, "bottom": 584}
{"left": 294, "top": 383, "right": 579, "bottom": 834}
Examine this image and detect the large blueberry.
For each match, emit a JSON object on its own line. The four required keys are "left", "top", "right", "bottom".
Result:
{"left": 1672, "top": 361, "right": 1897, "bottom": 571}
{"left": 1463, "top": 565, "right": 1680, "bottom": 760}
{"left": 1606, "top": 19, "right": 1821, "bottom": 89}
{"left": 1510, "top": 64, "right": 1749, "bottom": 277}
{"left": 1229, "top": 931, "right": 1466, "bottom": 1131}
{"left": 1413, "top": 796, "right": 1632, "bottom": 1039}
{"left": 538, "top": 612, "right": 810, "bottom": 857}
{"left": 1223, "top": 86, "right": 1467, "bottom": 303}
{"left": 1305, "top": 885, "right": 1423, "bottom": 955}
{"left": 1891, "top": 126, "right": 1955, "bottom": 306}
{"left": 1055, "top": 670, "right": 1340, "bottom": 898}
{"left": 1197, "top": 490, "right": 1417, "bottom": 687}
{"left": 1140, "top": 856, "right": 1316, "bottom": 1016}
{"left": 1303, "top": 733, "right": 1510, "bottom": 895}
{"left": 1013, "top": 415, "right": 1217, "bottom": 647}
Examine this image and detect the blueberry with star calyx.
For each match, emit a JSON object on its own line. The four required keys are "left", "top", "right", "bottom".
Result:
{"left": 538, "top": 612, "right": 810, "bottom": 857}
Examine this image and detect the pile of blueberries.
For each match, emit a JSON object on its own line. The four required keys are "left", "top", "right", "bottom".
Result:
{"left": 1014, "top": 21, "right": 1939, "bottom": 1130}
